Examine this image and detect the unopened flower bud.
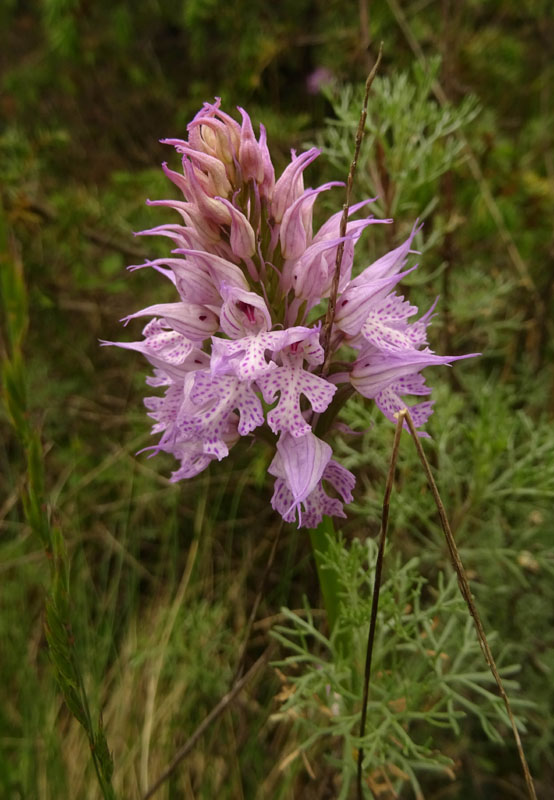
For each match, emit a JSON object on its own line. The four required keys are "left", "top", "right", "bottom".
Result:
{"left": 238, "top": 107, "right": 265, "bottom": 184}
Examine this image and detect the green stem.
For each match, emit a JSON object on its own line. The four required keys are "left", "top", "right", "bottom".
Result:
{"left": 309, "top": 517, "right": 341, "bottom": 633}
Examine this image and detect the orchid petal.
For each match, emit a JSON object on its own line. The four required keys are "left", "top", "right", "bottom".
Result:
{"left": 122, "top": 302, "right": 219, "bottom": 342}
{"left": 218, "top": 284, "right": 272, "bottom": 339}
{"left": 271, "top": 148, "right": 320, "bottom": 223}
{"left": 210, "top": 325, "right": 317, "bottom": 380}
{"left": 269, "top": 432, "right": 332, "bottom": 525}
{"left": 257, "top": 354, "right": 336, "bottom": 438}
{"left": 351, "top": 222, "right": 421, "bottom": 286}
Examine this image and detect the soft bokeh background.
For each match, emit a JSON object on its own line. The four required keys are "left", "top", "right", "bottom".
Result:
{"left": 1, "top": 1, "right": 553, "bottom": 798}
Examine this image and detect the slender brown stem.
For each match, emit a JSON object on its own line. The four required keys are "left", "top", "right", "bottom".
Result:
{"left": 402, "top": 409, "right": 537, "bottom": 800}
{"left": 357, "top": 410, "right": 405, "bottom": 800}
{"left": 141, "top": 647, "right": 272, "bottom": 800}
{"left": 321, "top": 43, "right": 383, "bottom": 377}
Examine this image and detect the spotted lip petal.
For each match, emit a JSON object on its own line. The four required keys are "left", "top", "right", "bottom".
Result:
{"left": 100, "top": 327, "right": 194, "bottom": 366}
{"left": 189, "top": 370, "right": 264, "bottom": 440}
{"left": 335, "top": 268, "right": 417, "bottom": 336}
{"left": 168, "top": 427, "right": 240, "bottom": 481}
{"left": 210, "top": 325, "right": 320, "bottom": 381}
{"left": 360, "top": 294, "right": 430, "bottom": 352}
{"left": 257, "top": 352, "right": 337, "bottom": 438}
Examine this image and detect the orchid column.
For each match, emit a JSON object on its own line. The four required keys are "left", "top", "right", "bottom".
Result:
{"left": 104, "top": 99, "right": 472, "bottom": 529}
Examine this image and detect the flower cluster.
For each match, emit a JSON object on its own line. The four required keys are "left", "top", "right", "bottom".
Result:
{"left": 104, "top": 99, "right": 472, "bottom": 528}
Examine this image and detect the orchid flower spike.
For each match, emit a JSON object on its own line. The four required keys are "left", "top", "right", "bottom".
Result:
{"left": 105, "top": 102, "right": 477, "bottom": 528}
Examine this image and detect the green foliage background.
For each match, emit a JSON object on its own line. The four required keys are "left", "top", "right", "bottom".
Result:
{"left": 1, "top": 1, "right": 553, "bottom": 798}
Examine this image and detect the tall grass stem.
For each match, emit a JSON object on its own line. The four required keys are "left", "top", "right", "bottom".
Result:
{"left": 356, "top": 411, "right": 405, "bottom": 800}
{"left": 402, "top": 408, "right": 537, "bottom": 800}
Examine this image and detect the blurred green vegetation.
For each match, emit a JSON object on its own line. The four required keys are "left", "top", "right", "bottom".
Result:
{"left": 1, "top": 1, "right": 553, "bottom": 798}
